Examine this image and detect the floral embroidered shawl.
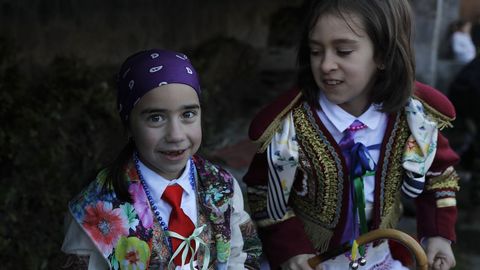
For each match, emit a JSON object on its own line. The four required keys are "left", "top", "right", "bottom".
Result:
{"left": 69, "top": 155, "right": 234, "bottom": 269}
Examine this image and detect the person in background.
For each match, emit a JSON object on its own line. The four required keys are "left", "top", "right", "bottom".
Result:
{"left": 448, "top": 15, "right": 480, "bottom": 232}
{"left": 244, "top": 0, "right": 460, "bottom": 269}
{"left": 61, "top": 49, "right": 262, "bottom": 270}
{"left": 451, "top": 19, "right": 476, "bottom": 64}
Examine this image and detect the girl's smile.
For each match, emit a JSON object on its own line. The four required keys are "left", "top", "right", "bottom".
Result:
{"left": 323, "top": 79, "right": 342, "bottom": 85}
{"left": 159, "top": 149, "right": 188, "bottom": 161}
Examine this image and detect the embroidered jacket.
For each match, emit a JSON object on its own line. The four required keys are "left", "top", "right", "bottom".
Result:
{"left": 244, "top": 82, "right": 460, "bottom": 269}
{"left": 63, "top": 155, "right": 262, "bottom": 269}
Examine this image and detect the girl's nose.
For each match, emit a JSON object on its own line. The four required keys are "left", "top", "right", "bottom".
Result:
{"left": 320, "top": 52, "right": 338, "bottom": 73}
{"left": 165, "top": 120, "right": 185, "bottom": 143}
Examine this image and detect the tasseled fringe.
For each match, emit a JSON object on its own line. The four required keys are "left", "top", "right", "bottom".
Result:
{"left": 379, "top": 197, "right": 403, "bottom": 230}
{"left": 301, "top": 218, "right": 334, "bottom": 253}
{"left": 415, "top": 98, "right": 455, "bottom": 131}
{"left": 436, "top": 119, "right": 453, "bottom": 130}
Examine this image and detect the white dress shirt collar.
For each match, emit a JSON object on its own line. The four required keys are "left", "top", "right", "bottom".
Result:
{"left": 138, "top": 159, "right": 194, "bottom": 203}
{"left": 319, "top": 92, "right": 383, "bottom": 133}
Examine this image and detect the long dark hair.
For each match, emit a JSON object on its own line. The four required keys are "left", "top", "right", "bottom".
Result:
{"left": 104, "top": 51, "right": 144, "bottom": 203}
{"left": 297, "top": 0, "right": 415, "bottom": 113}
{"left": 105, "top": 137, "right": 135, "bottom": 203}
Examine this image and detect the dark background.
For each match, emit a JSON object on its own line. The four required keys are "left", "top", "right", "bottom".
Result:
{"left": 1, "top": 0, "right": 479, "bottom": 269}
{"left": 0, "top": 1, "right": 303, "bottom": 268}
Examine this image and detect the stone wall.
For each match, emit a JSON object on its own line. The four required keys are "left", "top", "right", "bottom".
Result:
{"left": 0, "top": 0, "right": 465, "bottom": 92}
{"left": 0, "top": 0, "right": 302, "bottom": 66}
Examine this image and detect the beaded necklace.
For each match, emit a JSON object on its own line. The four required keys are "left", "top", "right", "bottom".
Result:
{"left": 134, "top": 152, "right": 197, "bottom": 251}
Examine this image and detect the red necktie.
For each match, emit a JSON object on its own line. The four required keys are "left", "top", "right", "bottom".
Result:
{"left": 162, "top": 184, "right": 195, "bottom": 266}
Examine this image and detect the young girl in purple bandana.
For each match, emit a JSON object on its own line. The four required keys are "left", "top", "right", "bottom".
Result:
{"left": 61, "top": 49, "right": 262, "bottom": 270}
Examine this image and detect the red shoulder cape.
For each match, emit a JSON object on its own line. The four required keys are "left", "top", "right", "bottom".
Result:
{"left": 413, "top": 81, "right": 456, "bottom": 120}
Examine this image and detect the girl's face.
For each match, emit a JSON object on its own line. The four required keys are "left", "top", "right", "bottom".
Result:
{"left": 129, "top": 83, "right": 202, "bottom": 180}
{"left": 309, "top": 12, "right": 379, "bottom": 116}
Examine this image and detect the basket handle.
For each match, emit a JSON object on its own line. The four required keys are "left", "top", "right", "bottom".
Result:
{"left": 307, "top": 228, "right": 428, "bottom": 270}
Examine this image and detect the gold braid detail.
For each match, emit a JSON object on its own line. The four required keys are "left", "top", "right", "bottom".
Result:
{"left": 380, "top": 113, "right": 410, "bottom": 218}
{"left": 379, "top": 193, "right": 403, "bottom": 230}
{"left": 413, "top": 95, "right": 455, "bottom": 130}
{"left": 247, "top": 186, "right": 269, "bottom": 216}
{"left": 254, "top": 92, "right": 303, "bottom": 153}
{"left": 291, "top": 104, "right": 342, "bottom": 227}
{"left": 425, "top": 166, "right": 460, "bottom": 191}
{"left": 247, "top": 186, "right": 297, "bottom": 227}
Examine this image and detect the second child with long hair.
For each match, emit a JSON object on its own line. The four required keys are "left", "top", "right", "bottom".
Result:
{"left": 244, "top": 0, "right": 459, "bottom": 269}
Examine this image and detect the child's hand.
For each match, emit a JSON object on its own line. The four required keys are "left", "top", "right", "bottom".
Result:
{"left": 424, "top": 236, "right": 456, "bottom": 270}
{"left": 280, "top": 254, "right": 323, "bottom": 270}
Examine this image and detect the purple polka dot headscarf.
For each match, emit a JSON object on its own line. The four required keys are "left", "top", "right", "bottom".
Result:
{"left": 116, "top": 49, "right": 201, "bottom": 124}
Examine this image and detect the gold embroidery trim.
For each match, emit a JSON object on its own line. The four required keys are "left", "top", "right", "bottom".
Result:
{"left": 426, "top": 166, "right": 460, "bottom": 191}
{"left": 292, "top": 104, "right": 341, "bottom": 227}
{"left": 413, "top": 95, "right": 455, "bottom": 130}
{"left": 247, "top": 186, "right": 268, "bottom": 214}
{"left": 427, "top": 178, "right": 460, "bottom": 191}
{"left": 381, "top": 113, "right": 410, "bottom": 216}
{"left": 436, "top": 198, "right": 457, "bottom": 208}
{"left": 379, "top": 193, "right": 402, "bottom": 229}
{"left": 254, "top": 92, "right": 303, "bottom": 153}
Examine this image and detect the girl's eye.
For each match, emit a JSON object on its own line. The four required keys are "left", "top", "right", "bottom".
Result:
{"left": 337, "top": 49, "right": 353, "bottom": 56}
{"left": 148, "top": 114, "right": 165, "bottom": 123}
{"left": 183, "top": 110, "right": 197, "bottom": 119}
{"left": 310, "top": 49, "right": 323, "bottom": 56}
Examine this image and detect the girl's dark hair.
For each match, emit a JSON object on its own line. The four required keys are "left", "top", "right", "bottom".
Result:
{"left": 106, "top": 138, "right": 135, "bottom": 203}
{"left": 297, "top": 0, "right": 415, "bottom": 113}
{"left": 104, "top": 51, "right": 144, "bottom": 203}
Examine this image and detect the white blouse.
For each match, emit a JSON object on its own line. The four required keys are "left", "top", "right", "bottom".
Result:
{"left": 316, "top": 92, "right": 388, "bottom": 220}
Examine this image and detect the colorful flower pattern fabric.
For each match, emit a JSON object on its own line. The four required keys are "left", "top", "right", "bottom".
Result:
{"left": 266, "top": 112, "right": 299, "bottom": 220}
{"left": 402, "top": 98, "right": 438, "bottom": 198}
{"left": 68, "top": 155, "right": 261, "bottom": 269}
